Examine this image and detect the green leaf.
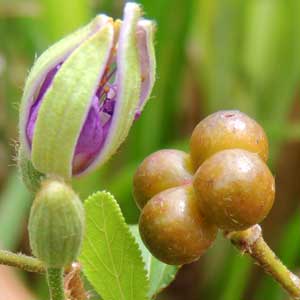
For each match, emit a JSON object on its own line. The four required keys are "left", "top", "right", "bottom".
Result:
{"left": 130, "top": 225, "right": 179, "bottom": 299}
{"left": 80, "top": 191, "right": 148, "bottom": 300}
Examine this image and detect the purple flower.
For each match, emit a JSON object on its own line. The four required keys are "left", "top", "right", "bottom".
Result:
{"left": 19, "top": 3, "right": 156, "bottom": 178}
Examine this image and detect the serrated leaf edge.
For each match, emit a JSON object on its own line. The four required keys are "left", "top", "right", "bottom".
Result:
{"left": 151, "top": 265, "right": 181, "bottom": 299}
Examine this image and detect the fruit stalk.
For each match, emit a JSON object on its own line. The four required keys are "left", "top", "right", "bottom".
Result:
{"left": 47, "top": 268, "right": 65, "bottom": 300}
{"left": 226, "top": 225, "right": 300, "bottom": 299}
{"left": 0, "top": 249, "right": 45, "bottom": 273}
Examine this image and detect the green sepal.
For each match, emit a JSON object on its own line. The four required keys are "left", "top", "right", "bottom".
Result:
{"left": 19, "top": 15, "right": 111, "bottom": 157}
{"left": 137, "top": 19, "right": 157, "bottom": 111}
{"left": 18, "top": 146, "right": 45, "bottom": 194}
{"left": 31, "top": 23, "right": 114, "bottom": 178}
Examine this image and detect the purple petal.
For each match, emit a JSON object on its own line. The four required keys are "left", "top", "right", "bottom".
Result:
{"left": 102, "top": 99, "right": 115, "bottom": 114}
{"left": 26, "top": 55, "right": 117, "bottom": 176}
{"left": 26, "top": 64, "right": 61, "bottom": 146}
{"left": 72, "top": 96, "right": 105, "bottom": 175}
{"left": 72, "top": 69, "right": 117, "bottom": 175}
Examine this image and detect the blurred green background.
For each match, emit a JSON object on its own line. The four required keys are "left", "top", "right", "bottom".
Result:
{"left": 1, "top": 0, "right": 300, "bottom": 299}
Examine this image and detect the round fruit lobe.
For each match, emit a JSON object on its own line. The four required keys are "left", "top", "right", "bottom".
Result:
{"left": 133, "top": 149, "right": 194, "bottom": 209}
{"left": 190, "top": 110, "right": 269, "bottom": 169}
{"left": 139, "top": 184, "right": 217, "bottom": 265}
{"left": 193, "top": 149, "right": 275, "bottom": 231}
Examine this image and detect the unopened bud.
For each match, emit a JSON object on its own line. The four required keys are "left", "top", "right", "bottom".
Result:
{"left": 28, "top": 180, "right": 84, "bottom": 268}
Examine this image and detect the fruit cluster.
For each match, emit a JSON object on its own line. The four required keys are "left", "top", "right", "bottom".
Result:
{"left": 133, "top": 110, "right": 275, "bottom": 265}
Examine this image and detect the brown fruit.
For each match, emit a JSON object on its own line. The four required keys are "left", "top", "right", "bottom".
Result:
{"left": 133, "top": 149, "right": 193, "bottom": 209}
{"left": 139, "top": 184, "right": 217, "bottom": 265}
{"left": 190, "top": 110, "right": 269, "bottom": 169}
{"left": 193, "top": 149, "right": 275, "bottom": 231}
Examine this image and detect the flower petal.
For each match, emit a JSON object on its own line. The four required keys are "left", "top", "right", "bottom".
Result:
{"left": 72, "top": 96, "right": 104, "bottom": 175}
{"left": 31, "top": 23, "right": 115, "bottom": 178}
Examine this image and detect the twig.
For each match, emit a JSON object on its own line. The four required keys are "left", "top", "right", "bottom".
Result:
{"left": 226, "top": 225, "right": 300, "bottom": 300}
{"left": 0, "top": 249, "right": 45, "bottom": 273}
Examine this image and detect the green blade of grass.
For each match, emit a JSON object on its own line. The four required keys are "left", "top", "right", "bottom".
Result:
{"left": 40, "top": 0, "right": 91, "bottom": 42}
{"left": 127, "top": 0, "right": 195, "bottom": 161}
{"left": 0, "top": 171, "right": 31, "bottom": 250}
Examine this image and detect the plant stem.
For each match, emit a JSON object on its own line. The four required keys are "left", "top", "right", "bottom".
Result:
{"left": 0, "top": 249, "right": 45, "bottom": 273}
{"left": 47, "top": 268, "right": 65, "bottom": 300}
{"left": 226, "top": 225, "right": 300, "bottom": 300}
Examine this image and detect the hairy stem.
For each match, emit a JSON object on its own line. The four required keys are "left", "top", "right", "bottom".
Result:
{"left": 226, "top": 225, "right": 300, "bottom": 300}
{"left": 47, "top": 268, "right": 65, "bottom": 300}
{"left": 0, "top": 249, "right": 45, "bottom": 273}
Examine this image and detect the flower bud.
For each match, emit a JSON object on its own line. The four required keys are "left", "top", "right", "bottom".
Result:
{"left": 28, "top": 180, "right": 84, "bottom": 268}
{"left": 19, "top": 3, "right": 156, "bottom": 179}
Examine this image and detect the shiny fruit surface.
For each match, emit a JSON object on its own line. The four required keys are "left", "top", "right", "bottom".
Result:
{"left": 133, "top": 149, "right": 193, "bottom": 209}
{"left": 193, "top": 149, "right": 275, "bottom": 231}
{"left": 190, "top": 110, "right": 269, "bottom": 169}
{"left": 139, "top": 184, "right": 217, "bottom": 265}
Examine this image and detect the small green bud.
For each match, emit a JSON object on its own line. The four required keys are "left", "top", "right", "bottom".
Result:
{"left": 28, "top": 180, "right": 84, "bottom": 268}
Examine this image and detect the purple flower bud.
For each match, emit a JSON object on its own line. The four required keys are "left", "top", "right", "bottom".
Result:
{"left": 19, "top": 3, "right": 156, "bottom": 178}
